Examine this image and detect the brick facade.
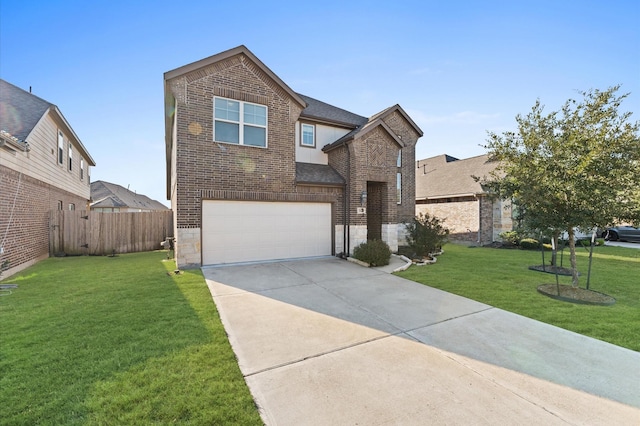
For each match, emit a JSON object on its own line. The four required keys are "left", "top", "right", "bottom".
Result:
{"left": 0, "top": 165, "right": 87, "bottom": 277}
{"left": 416, "top": 195, "right": 511, "bottom": 245}
{"left": 169, "top": 55, "right": 303, "bottom": 229}
{"left": 165, "top": 46, "right": 421, "bottom": 267}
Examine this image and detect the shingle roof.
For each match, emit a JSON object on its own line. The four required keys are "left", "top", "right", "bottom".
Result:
{"left": 0, "top": 79, "right": 52, "bottom": 141}
{"left": 298, "top": 94, "right": 368, "bottom": 128}
{"left": 91, "top": 181, "right": 169, "bottom": 210}
{"left": 0, "top": 78, "right": 96, "bottom": 166}
{"left": 415, "top": 154, "right": 500, "bottom": 199}
{"left": 295, "top": 162, "right": 345, "bottom": 186}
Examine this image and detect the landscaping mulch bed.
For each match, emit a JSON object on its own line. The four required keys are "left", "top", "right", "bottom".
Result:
{"left": 537, "top": 283, "right": 616, "bottom": 306}
{"left": 528, "top": 265, "right": 576, "bottom": 276}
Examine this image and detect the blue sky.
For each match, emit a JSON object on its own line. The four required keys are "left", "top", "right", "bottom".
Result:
{"left": 1, "top": 0, "right": 638, "bottom": 206}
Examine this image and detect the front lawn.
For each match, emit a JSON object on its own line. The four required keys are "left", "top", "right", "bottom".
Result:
{"left": 0, "top": 252, "right": 262, "bottom": 425}
{"left": 396, "top": 244, "right": 640, "bottom": 352}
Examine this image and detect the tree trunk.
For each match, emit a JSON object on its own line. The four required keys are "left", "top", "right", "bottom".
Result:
{"left": 550, "top": 232, "right": 560, "bottom": 266}
{"left": 567, "top": 227, "right": 580, "bottom": 287}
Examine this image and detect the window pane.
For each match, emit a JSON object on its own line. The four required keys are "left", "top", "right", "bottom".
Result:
{"left": 215, "top": 121, "right": 239, "bottom": 143}
{"left": 397, "top": 150, "right": 402, "bottom": 167}
{"left": 244, "top": 103, "right": 266, "bottom": 126}
{"left": 397, "top": 172, "right": 402, "bottom": 204}
{"left": 215, "top": 98, "right": 240, "bottom": 121}
{"left": 302, "top": 124, "right": 314, "bottom": 146}
{"left": 244, "top": 125, "right": 266, "bottom": 147}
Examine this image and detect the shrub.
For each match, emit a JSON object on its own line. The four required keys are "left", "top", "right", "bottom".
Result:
{"left": 404, "top": 213, "right": 450, "bottom": 258}
{"left": 577, "top": 238, "right": 605, "bottom": 247}
{"left": 353, "top": 239, "right": 391, "bottom": 266}
{"left": 519, "top": 238, "right": 540, "bottom": 250}
{"left": 499, "top": 231, "right": 520, "bottom": 245}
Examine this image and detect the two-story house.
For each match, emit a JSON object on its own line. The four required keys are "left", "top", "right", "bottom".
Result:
{"left": 0, "top": 79, "right": 95, "bottom": 278}
{"left": 164, "top": 46, "right": 422, "bottom": 268}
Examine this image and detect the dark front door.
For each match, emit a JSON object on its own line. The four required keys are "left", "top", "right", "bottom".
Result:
{"left": 367, "top": 181, "right": 384, "bottom": 241}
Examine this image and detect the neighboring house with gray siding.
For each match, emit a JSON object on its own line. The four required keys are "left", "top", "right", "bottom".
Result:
{"left": 415, "top": 154, "right": 512, "bottom": 244}
{"left": 0, "top": 79, "right": 95, "bottom": 278}
{"left": 91, "top": 181, "right": 168, "bottom": 212}
{"left": 164, "top": 45, "right": 422, "bottom": 268}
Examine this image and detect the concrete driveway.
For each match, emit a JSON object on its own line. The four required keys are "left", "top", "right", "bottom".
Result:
{"left": 202, "top": 257, "right": 640, "bottom": 425}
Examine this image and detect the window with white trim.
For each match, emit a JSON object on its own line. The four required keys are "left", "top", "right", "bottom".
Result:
{"left": 80, "top": 159, "right": 85, "bottom": 180}
{"left": 214, "top": 97, "right": 267, "bottom": 147}
{"left": 57, "top": 131, "right": 64, "bottom": 164}
{"left": 301, "top": 123, "right": 315, "bottom": 147}
{"left": 68, "top": 143, "right": 73, "bottom": 171}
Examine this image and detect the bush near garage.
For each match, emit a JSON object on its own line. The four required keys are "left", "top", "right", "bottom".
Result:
{"left": 353, "top": 239, "right": 392, "bottom": 266}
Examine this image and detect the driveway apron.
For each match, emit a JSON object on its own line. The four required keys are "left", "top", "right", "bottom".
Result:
{"left": 202, "top": 257, "right": 640, "bottom": 425}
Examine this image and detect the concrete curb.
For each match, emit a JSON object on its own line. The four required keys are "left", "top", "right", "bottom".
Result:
{"left": 346, "top": 257, "right": 370, "bottom": 267}
{"left": 391, "top": 254, "right": 412, "bottom": 272}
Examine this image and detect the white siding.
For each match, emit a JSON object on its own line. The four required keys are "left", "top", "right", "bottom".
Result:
{"left": 0, "top": 113, "right": 91, "bottom": 200}
{"left": 295, "top": 122, "right": 351, "bottom": 165}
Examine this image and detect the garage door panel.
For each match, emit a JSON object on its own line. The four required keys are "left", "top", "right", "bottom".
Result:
{"left": 202, "top": 201, "right": 331, "bottom": 265}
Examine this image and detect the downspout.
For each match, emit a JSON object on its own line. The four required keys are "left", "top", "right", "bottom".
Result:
{"left": 476, "top": 194, "right": 481, "bottom": 244}
{"left": 345, "top": 144, "right": 351, "bottom": 256}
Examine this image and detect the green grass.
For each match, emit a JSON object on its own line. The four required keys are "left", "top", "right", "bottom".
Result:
{"left": 0, "top": 252, "right": 262, "bottom": 425}
{"left": 396, "top": 244, "right": 640, "bottom": 352}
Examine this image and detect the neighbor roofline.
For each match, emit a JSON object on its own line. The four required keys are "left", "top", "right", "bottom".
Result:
{"left": 416, "top": 192, "right": 485, "bottom": 200}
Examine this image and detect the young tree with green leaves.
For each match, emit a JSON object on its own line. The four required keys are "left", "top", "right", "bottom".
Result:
{"left": 483, "top": 86, "right": 640, "bottom": 287}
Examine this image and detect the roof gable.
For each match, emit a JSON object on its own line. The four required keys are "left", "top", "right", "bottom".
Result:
{"left": 164, "top": 45, "right": 306, "bottom": 109}
{"left": 322, "top": 110, "right": 407, "bottom": 152}
{"left": 371, "top": 104, "right": 423, "bottom": 138}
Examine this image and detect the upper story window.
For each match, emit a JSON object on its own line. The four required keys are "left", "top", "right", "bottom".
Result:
{"left": 68, "top": 143, "right": 73, "bottom": 171}
{"left": 301, "top": 123, "right": 315, "bottom": 147}
{"left": 80, "top": 159, "right": 85, "bottom": 180}
{"left": 57, "top": 131, "right": 64, "bottom": 164}
{"left": 397, "top": 150, "right": 402, "bottom": 167}
{"left": 213, "top": 97, "right": 267, "bottom": 147}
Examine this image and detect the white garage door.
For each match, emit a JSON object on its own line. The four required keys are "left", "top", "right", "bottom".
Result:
{"left": 202, "top": 200, "right": 332, "bottom": 265}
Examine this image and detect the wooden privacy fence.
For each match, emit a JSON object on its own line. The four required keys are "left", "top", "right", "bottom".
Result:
{"left": 49, "top": 210, "right": 173, "bottom": 256}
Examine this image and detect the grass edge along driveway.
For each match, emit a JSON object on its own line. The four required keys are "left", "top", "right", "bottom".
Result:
{"left": 0, "top": 251, "right": 262, "bottom": 425}
{"left": 396, "top": 243, "right": 640, "bottom": 352}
